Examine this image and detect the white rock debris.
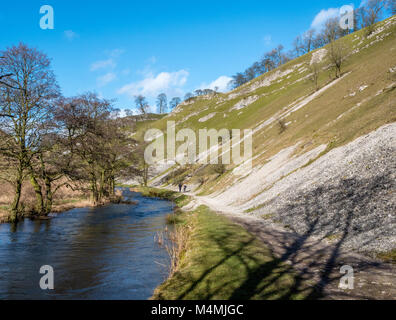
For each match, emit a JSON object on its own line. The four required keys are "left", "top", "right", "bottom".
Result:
{"left": 198, "top": 112, "right": 216, "bottom": 123}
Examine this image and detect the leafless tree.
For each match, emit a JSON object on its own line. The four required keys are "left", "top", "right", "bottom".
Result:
{"left": 390, "top": 0, "right": 396, "bottom": 15}
{"left": 0, "top": 43, "right": 60, "bottom": 221}
{"left": 358, "top": 0, "right": 387, "bottom": 35}
{"left": 169, "top": 97, "right": 181, "bottom": 110}
{"left": 309, "top": 62, "right": 321, "bottom": 91}
{"left": 302, "top": 29, "right": 316, "bottom": 54}
{"left": 323, "top": 18, "right": 341, "bottom": 43}
{"left": 293, "top": 35, "right": 303, "bottom": 57}
{"left": 0, "top": 58, "right": 17, "bottom": 117}
{"left": 135, "top": 95, "right": 149, "bottom": 114}
{"left": 184, "top": 92, "right": 194, "bottom": 101}
{"left": 328, "top": 41, "right": 346, "bottom": 78}
{"left": 156, "top": 93, "right": 167, "bottom": 114}
{"left": 54, "top": 93, "right": 120, "bottom": 204}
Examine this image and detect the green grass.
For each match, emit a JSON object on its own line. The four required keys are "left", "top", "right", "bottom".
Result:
{"left": 377, "top": 249, "right": 396, "bottom": 264}
{"left": 138, "top": 186, "right": 176, "bottom": 199}
{"left": 153, "top": 206, "right": 314, "bottom": 300}
{"left": 53, "top": 197, "right": 85, "bottom": 205}
{"left": 137, "top": 186, "right": 192, "bottom": 207}
{"left": 136, "top": 17, "right": 396, "bottom": 197}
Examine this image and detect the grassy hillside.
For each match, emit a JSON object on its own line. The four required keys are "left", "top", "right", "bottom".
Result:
{"left": 138, "top": 16, "right": 395, "bottom": 195}
{"left": 153, "top": 205, "right": 313, "bottom": 300}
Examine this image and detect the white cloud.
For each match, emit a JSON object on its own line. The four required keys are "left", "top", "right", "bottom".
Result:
{"left": 117, "top": 70, "right": 189, "bottom": 98}
{"left": 117, "top": 108, "right": 139, "bottom": 118}
{"left": 90, "top": 49, "right": 124, "bottom": 72}
{"left": 90, "top": 59, "right": 116, "bottom": 71}
{"left": 97, "top": 72, "right": 116, "bottom": 87}
{"left": 64, "top": 30, "right": 78, "bottom": 41}
{"left": 311, "top": 8, "right": 340, "bottom": 29}
{"left": 199, "top": 75, "right": 233, "bottom": 93}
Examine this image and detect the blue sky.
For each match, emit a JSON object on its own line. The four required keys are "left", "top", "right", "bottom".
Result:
{"left": 0, "top": 0, "right": 370, "bottom": 113}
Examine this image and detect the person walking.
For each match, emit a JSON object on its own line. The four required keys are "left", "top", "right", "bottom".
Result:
{"left": 183, "top": 185, "right": 187, "bottom": 193}
{"left": 178, "top": 183, "right": 182, "bottom": 193}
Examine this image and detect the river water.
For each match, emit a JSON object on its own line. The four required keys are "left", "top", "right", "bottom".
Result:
{"left": 0, "top": 189, "right": 174, "bottom": 300}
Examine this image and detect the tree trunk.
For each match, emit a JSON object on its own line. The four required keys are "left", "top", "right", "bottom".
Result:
{"left": 29, "top": 169, "right": 44, "bottom": 214}
{"left": 44, "top": 176, "right": 53, "bottom": 215}
{"left": 90, "top": 178, "right": 98, "bottom": 205}
{"left": 110, "top": 176, "right": 115, "bottom": 195}
{"left": 10, "top": 169, "right": 23, "bottom": 222}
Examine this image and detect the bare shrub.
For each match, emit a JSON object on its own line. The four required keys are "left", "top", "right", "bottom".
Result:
{"left": 212, "top": 164, "right": 226, "bottom": 175}
{"left": 278, "top": 119, "right": 287, "bottom": 134}
{"left": 166, "top": 225, "right": 190, "bottom": 277}
{"left": 155, "top": 224, "right": 191, "bottom": 278}
{"left": 328, "top": 41, "right": 347, "bottom": 78}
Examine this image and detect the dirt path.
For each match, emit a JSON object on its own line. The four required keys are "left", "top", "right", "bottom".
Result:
{"left": 180, "top": 193, "right": 395, "bottom": 300}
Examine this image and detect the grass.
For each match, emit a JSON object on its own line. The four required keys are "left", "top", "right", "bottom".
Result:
{"left": 326, "top": 234, "right": 342, "bottom": 242}
{"left": 136, "top": 186, "right": 191, "bottom": 205}
{"left": 152, "top": 205, "right": 314, "bottom": 300}
{"left": 377, "top": 249, "right": 396, "bottom": 264}
{"left": 137, "top": 186, "right": 177, "bottom": 199}
{"left": 261, "top": 213, "right": 274, "bottom": 220}
{"left": 53, "top": 197, "right": 86, "bottom": 205}
{"left": 137, "top": 17, "right": 396, "bottom": 198}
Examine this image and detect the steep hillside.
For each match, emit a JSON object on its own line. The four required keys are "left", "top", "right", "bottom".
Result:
{"left": 141, "top": 16, "right": 396, "bottom": 256}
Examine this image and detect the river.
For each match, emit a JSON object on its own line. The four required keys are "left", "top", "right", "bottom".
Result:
{"left": 0, "top": 189, "right": 174, "bottom": 300}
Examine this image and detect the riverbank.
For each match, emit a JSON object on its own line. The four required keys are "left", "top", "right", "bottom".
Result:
{"left": 152, "top": 205, "right": 314, "bottom": 300}
{"left": 132, "top": 186, "right": 191, "bottom": 208}
{"left": 0, "top": 190, "right": 127, "bottom": 224}
{"left": 0, "top": 189, "right": 173, "bottom": 299}
{"left": 137, "top": 186, "right": 315, "bottom": 299}
{"left": 143, "top": 186, "right": 395, "bottom": 299}
{"left": 0, "top": 197, "right": 94, "bottom": 223}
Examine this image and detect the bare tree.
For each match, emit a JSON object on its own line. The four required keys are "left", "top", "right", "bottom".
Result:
{"left": 184, "top": 92, "right": 194, "bottom": 101}
{"left": 302, "top": 29, "right": 315, "bottom": 54}
{"left": 156, "top": 93, "right": 167, "bottom": 114}
{"left": 0, "top": 58, "right": 17, "bottom": 117}
{"left": 293, "top": 35, "right": 303, "bottom": 57}
{"left": 391, "top": 0, "right": 396, "bottom": 15}
{"left": 230, "top": 72, "right": 248, "bottom": 88}
{"left": 194, "top": 89, "right": 203, "bottom": 96}
{"left": 275, "top": 44, "right": 285, "bottom": 66}
{"left": 328, "top": 41, "right": 346, "bottom": 78}
{"left": 0, "top": 44, "right": 60, "bottom": 221}
{"left": 54, "top": 93, "right": 116, "bottom": 204}
{"left": 133, "top": 143, "right": 150, "bottom": 186}
{"left": 135, "top": 95, "right": 149, "bottom": 114}
{"left": 323, "top": 18, "right": 341, "bottom": 43}
{"left": 358, "top": 0, "right": 387, "bottom": 35}
{"left": 29, "top": 132, "right": 76, "bottom": 215}
{"left": 308, "top": 62, "right": 321, "bottom": 91}
{"left": 312, "top": 31, "right": 327, "bottom": 49}
{"left": 125, "top": 109, "right": 134, "bottom": 117}
{"left": 169, "top": 97, "right": 181, "bottom": 110}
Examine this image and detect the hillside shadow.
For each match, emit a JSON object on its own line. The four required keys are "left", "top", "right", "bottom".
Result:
{"left": 238, "top": 174, "right": 394, "bottom": 300}
{"left": 163, "top": 173, "right": 394, "bottom": 300}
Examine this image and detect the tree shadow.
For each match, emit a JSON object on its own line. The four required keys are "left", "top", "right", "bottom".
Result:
{"left": 163, "top": 173, "right": 395, "bottom": 300}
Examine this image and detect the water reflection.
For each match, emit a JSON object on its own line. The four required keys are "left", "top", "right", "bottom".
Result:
{"left": 0, "top": 189, "right": 174, "bottom": 300}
